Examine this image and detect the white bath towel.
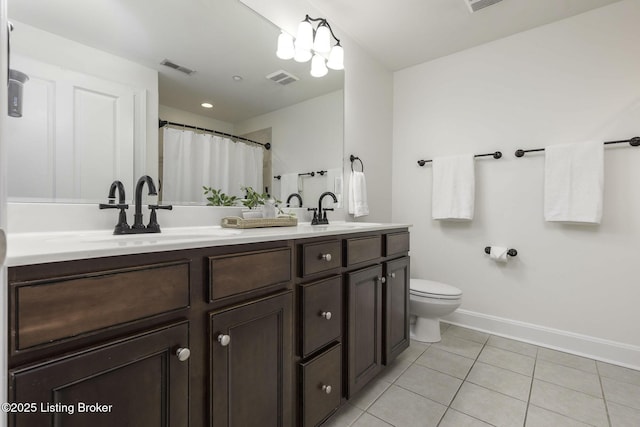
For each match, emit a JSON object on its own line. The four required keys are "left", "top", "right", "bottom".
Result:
{"left": 544, "top": 141, "right": 604, "bottom": 224}
{"left": 348, "top": 171, "right": 369, "bottom": 218}
{"left": 432, "top": 154, "right": 475, "bottom": 220}
{"left": 279, "top": 173, "right": 299, "bottom": 202}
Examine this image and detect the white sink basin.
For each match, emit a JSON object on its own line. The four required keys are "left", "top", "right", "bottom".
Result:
{"left": 44, "top": 227, "right": 242, "bottom": 244}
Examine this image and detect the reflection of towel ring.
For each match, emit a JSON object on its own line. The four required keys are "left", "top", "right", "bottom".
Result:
{"left": 350, "top": 154, "right": 364, "bottom": 172}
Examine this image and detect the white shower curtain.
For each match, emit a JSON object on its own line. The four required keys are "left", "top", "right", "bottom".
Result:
{"left": 162, "top": 127, "right": 263, "bottom": 204}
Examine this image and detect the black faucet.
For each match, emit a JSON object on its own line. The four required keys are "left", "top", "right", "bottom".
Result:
{"left": 310, "top": 191, "right": 338, "bottom": 225}
{"left": 99, "top": 180, "right": 130, "bottom": 234}
{"left": 132, "top": 175, "right": 158, "bottom": 230}
{"left": 286, "top": 193, "right": 303, "bottom": 207}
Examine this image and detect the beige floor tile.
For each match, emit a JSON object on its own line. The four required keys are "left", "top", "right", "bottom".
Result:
{"left": 602, "top": 377, "right": 640, "bottom": 410}
{"left": 477, "top": 345, "right": 535, "bottom": 376}
{"left": 368, "top": 384, "right": 447, "bottom": 427}
{"left": 466, "top": 361, "right": 532, "bottom": 401}
{"left": 451, "top": 382, "right": 527, "bottom": 427}
{"left": 486, "top": 335, "right": 538, "bottom": 358}
{"left": 529, "top": 379, "right": 608, "bottom": 427}
{"left": 396, "top": 364, "right": 463, "bottom": 405}
{"left": 376, "top": 358, "right": 411, "bottom": 384}
{"left": 443, "top": 325, "right": 490, "bottom": 344}
{"left": 432, "top": 334, "right": 484, "bottom": 360}
{"left": 525, "top": 404, "right": 592, "bottom": 427}
{"left": 348, "top": 378, "right": 392, "bottom": 411}
{"left": 608, "top": 401, "right": 640, "bottom": 427}
{"left": 322, "top": 403, "right": 363, "bottom": 427}
{"left": 537, "top": 348, "right": 597, "bottom": 374}
{"left": 396, "top": 340, "right": 429, "bottom": 363}
{"left": 597, "top": 361, "right": 640, "bottom": 387}
{"left": 352, "top": 413, "right": 393, "bottom": 427}
{"left": 414, "top": 346, "right": 475, "bottom": 379}
{"left": 439, "top": 409, "right": 493, "bottom": 427}
{"left": 535, "top": 360, "right": 602, "bottom": 397}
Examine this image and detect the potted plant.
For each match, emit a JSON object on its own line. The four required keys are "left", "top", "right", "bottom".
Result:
{"left": 202, "top": 186, "right": 238, "bottom": 206}
{"left": 240, "top": 186, "right": 268, "bottom": 218}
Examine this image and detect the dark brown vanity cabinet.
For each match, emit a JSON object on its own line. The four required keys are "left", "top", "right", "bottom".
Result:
{"left": 210, "top": 291, "right": 293, "bottom": 427}
{"left": 383, "top": 256, "right": 410, "bottom": 364}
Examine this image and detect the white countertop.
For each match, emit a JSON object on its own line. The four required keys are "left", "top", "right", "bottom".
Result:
{"left": 6, "top": 222, "right": 411, "bottom": 266}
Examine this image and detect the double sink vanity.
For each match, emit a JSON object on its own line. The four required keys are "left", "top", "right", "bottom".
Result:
{"left": 6, "top": 221, "right": 410, "bottom": 426}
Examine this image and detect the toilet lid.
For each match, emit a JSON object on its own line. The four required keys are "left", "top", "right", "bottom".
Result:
{"left": 410, "top": 279, "right": 462, "bottom": 298}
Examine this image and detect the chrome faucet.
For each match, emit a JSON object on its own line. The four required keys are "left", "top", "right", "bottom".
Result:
{"left": 286, "top": 193, "right": 303, "bottom": 207}
{"left": 310, "top": 191, "right": 338, "bottom": 225}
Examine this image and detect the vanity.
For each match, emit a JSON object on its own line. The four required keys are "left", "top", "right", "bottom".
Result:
{"left": 6, "top": 223, "right": 410, "bottom": 427}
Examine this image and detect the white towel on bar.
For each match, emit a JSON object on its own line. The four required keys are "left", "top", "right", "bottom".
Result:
{"left": 348, "top": 171, "right": 369, "bottom": 218}
{"left": 432, "top": 154, "right": 475, "bottom": 220}
{"left": 544, "top": 141, "right": 604, "bottom": 224}
{"left": 279, "top": 173, "right": 299, "bottom": 202}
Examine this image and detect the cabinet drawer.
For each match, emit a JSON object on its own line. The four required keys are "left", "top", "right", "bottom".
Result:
{"left": 385, "top": 231, "right": 410, "bottom": 257}
{"left": 300, "top": 240, "right": 341, "bottom": 277}
{"left": 345, "top": 235, "right": 381, "bottom": 267}
{"left": 11, "top": 260, "right": 190, "bottom": 351}
{"left": 300, "top": 344, "right": 342, "bottom": 427}
{"left": 299, "top": 276, "right": 341, "bottom": 357}
{"left": 208, "top": 247, "right": 291, "bottom": 302}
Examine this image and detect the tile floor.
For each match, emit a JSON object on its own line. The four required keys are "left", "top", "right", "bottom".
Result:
{"left": 323, "top": 323, "right": 640, "bottom": 427}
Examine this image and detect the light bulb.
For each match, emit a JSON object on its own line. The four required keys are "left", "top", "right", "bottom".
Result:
{"left": 295, "top": 19, "right": 313, "bottom": 51}
{"left": 294, "top": 47, "right": 312, "bottom": 63}
{"left": 327, "top": 44, "right": 344, "bottom": 70}
{"left": 276, "top": 31, "right": 294, "bottom": 60}
{"left": 313, "top": 23, "right": 332, "bottom": 54}
{"left": 310, "top": 53, "right": 328, "bottom": 78}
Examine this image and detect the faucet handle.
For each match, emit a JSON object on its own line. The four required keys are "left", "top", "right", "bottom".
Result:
{"left": 147, "top": 204, "right": 173, "bottom": 232}
{"left": 148, "top": 204, "right": 173, "bottom": 211}
{"left": 99, "top": 203, "right": 129, "bottom": 210}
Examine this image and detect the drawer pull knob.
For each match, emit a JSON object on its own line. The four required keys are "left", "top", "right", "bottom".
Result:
{"left": 321, "top": 253, "right": 332, "bottom": 262}
{"left": 217, "top": 334, "right": 231, "bottom": 347}
{"left": 321, "top": 311, "right": 332, "bottom": 320}
{"left": 388, "top": 272, "right": 396, "bottom": 279}
{"left": 176, "top": 347, "right": 191, "bottom": 362}
{"left": 322, "top": 384, "right": 332, "bottom": 394}
{"left": 377, "top": 276, "right": 386, "bottom": 284}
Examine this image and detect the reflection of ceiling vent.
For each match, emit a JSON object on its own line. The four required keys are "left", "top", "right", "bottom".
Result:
{"left": 266, "top": 70, "right": 299, "bottom": 85}
{"left": 466, "top": 0, "right": 503, "bottom": 13}
{"left": 160, "top": 59, "right": 196, "bottom": 75}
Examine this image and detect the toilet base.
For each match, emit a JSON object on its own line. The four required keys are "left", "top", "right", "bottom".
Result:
{"left": 410, "top": 316, "right": 442, "bottom": 343}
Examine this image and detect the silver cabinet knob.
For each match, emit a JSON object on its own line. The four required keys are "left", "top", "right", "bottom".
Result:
{"left": 321, "top": 385, "right": 332, "bottom": 394}
{"left": 377, "top": 276, "right": 386, "bottom": 284}
{"left": 321, "top": 253, "right": 332, "bottom": 262}
{"left": 217, "top": 334, "right": 231, "bottom": 347}
{"left": 388, "top": 272, "right": 396, "bottom": 279}
{"left": 321, "top": 311, "right": 332, "bottom": 320}
{"left": 176, "top": 347, "right": 191, "bottom": 362}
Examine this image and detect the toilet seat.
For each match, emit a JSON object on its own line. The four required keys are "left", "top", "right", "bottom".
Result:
{"left": 410, "top": 279, "right": 462, "bottom": 300}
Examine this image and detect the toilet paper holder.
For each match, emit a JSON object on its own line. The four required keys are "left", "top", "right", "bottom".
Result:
{"left": 484, "top": 246, "right": 517, "bottom": 257}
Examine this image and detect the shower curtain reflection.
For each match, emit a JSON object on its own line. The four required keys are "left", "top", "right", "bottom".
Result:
{"left": 161, "top": 127, "right": 263, "bottom": 205}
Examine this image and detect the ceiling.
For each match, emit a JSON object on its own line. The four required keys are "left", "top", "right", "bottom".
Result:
{"left": 7, "top": 0, "right": 343, "bottom": 123}
{"left": 309, "top": 0, "right": 623, "bottom": 71}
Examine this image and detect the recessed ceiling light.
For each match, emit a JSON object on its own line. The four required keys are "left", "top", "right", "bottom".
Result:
{"left": 201, "top": 102, "right": 213, "bottom": 109}
{"left": 232, "top": 75, "right": 243, "bottom": 82}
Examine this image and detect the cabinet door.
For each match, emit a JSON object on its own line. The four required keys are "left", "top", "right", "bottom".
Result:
{"left": 345, "top": 265, "right": 383, "bottom": 398}
{"left": 383, "top": 257, "right": 410, "bottom": 365}
{"left": 9, "top": 322, "right": 189, "bottom": 427}
{"left": 210, "top": 291, "right": 292, "bottom": 427}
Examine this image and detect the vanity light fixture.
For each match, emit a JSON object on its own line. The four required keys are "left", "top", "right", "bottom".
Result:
{"left": 276, "top": 15, "right": 344, "bottom": 78}
{"left": 201, "top": 102, "right": 213, "bottom": 109}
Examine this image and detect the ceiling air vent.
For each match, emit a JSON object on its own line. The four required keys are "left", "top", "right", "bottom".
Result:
{"left": 266, "top": 70, "right": 299, "bottom": 86}
{"left": 466, "top": 0, "right": 504, "bottom": 13}
{"left": 160, "top": 59, "right": 196, "bottom": 75}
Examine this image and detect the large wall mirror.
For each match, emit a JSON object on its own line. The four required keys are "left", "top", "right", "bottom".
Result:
{"left": 6, "top": 0, "right": 344, "bottom": 208}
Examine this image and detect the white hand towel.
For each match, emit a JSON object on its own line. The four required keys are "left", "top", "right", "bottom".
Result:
{"left": 432, "top": 154, "right": 475, "bottom": 220}
{"left": 348, "top": 171, "right": 369, "bottom": 218}
{"left": 544, "top": 141, "right": 604, "bottom": 224}
{"left": 279, "top": 173, "right": 299, "bottom": 202}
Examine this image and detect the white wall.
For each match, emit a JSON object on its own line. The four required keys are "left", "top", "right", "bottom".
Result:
{"left": 159, "top": 104, "right": 235, "bottom": 134}
{"left": 392, "top": 0, "right": 640, "bottom": 365}
{"left": 1, "top": 0, "right": 9, "bottom": 422}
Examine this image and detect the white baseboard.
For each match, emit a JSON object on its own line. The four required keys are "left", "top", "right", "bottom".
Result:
{"left": 443, "top": 309, "right": 640, "bottom": 371}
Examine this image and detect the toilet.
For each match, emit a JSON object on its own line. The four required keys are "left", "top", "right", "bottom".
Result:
{"left": 410, "top": 278, "right": 462, "bottom": 343}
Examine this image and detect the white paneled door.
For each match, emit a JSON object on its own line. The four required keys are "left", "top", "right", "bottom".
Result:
{"left": 6, "top": 55, "right": 136, "bottom": 202}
